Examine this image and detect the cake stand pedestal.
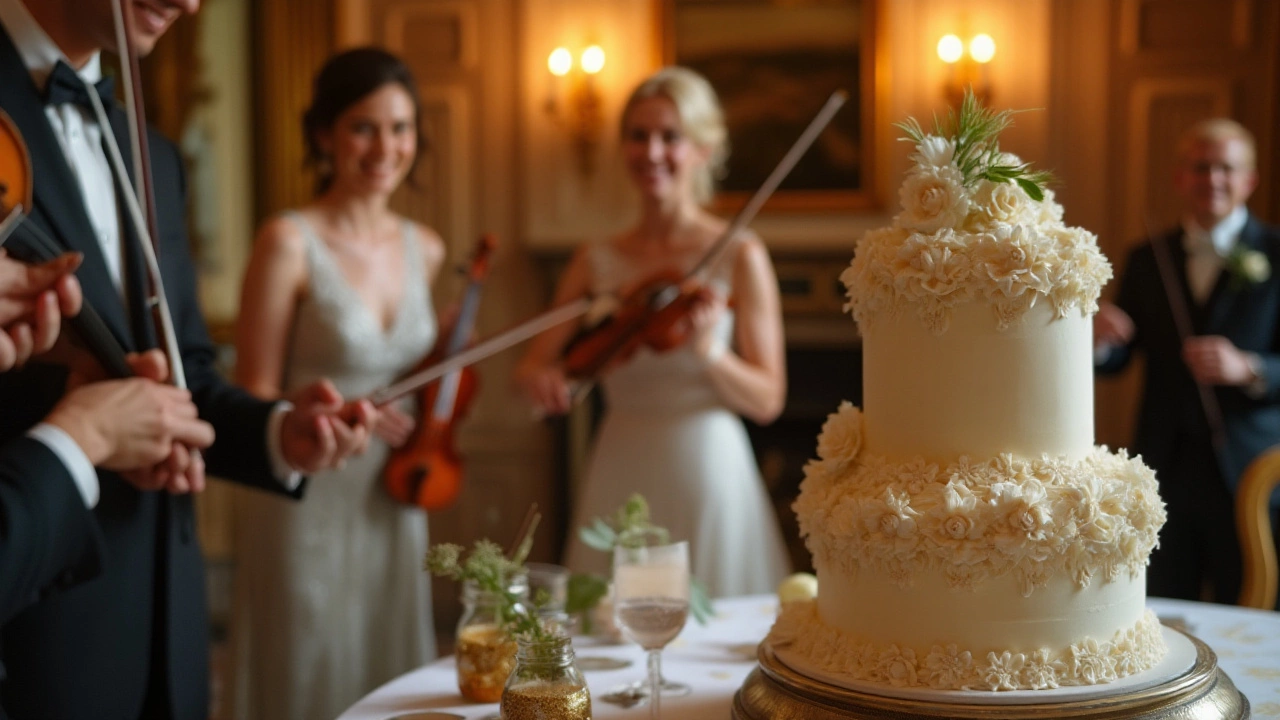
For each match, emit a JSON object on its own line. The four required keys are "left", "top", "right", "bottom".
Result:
{"left": 733, "top": 631, "right": 1249, "bottom": 720}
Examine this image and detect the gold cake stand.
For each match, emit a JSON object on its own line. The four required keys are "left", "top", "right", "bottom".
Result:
{"left": 733, "top": 632, "right": 1249, "bottom": 720}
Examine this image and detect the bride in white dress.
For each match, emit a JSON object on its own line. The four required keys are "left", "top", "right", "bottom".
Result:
{"left": 229, "top": 49, "right": 442, "bottom": 720}
{"left": 516, "top": 67, "right": 790, "bottom": 598}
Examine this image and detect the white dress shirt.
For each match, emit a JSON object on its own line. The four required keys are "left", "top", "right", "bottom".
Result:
{"left": 1183, "top": 205, "right": 1249, "bottom": 303}
{"left": 0, "top": 0, "right": 299, "bottom": 506}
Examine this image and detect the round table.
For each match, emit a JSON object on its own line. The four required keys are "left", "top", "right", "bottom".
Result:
{"left": 336, "top": 596, "right": 1280, "bottom": 720}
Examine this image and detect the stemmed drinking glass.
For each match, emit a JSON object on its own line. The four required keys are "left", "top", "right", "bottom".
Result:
{"left": 613, "top": 541, "right": 690, "bottom": 719}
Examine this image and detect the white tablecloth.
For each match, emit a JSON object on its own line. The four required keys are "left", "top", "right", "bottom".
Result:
{"left": 336, "top": 595, "right": 1280, "bottom": 720}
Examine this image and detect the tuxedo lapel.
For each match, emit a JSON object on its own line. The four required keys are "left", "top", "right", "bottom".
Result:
{"left": 1204, "top": 216, "right": 1264, "bottom": 335}
{"left": 105, "top": 109, "right": 158, "bottom": 349}
{"left": 0, "top": 25, "right": 133, "bottom": 348}
{"left": 1155, "top": 230, "right": 1204, "bottom": 334}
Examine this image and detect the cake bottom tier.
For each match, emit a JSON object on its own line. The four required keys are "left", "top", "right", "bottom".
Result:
{"left": 767, "top": 597, "right": 1167, "bottom": 692}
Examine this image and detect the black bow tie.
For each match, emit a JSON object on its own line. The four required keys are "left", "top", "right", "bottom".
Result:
{"left": 44, "top": 60, "right": 115, "bottom": 110}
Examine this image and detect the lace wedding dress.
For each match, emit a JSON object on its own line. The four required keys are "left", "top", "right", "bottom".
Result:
{"left": 230, "top": 213, "right": 438, "bottom": 720}
{"left": 563, "top": 240, "right": 791, "bottom": 598}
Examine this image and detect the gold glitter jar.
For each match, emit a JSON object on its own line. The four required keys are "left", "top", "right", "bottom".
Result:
{"left": 500, "top": 633, "right": 591, "bottom": 720}
{"left": 455, "top": 575, "right": 528, "bottom": 702}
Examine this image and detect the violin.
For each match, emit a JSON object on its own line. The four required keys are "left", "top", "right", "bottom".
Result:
{"left": 561, "top": 267, "right": 709, "bottom": 380}
{"left": 382, "top": 234, "right": 496, "bottom": 510}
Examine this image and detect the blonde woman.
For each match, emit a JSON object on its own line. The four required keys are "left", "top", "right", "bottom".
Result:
{"left": 516, "top": 67, "right": 790, "bottom": 597}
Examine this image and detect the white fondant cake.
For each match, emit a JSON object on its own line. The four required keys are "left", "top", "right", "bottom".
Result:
{"left": 768, "top": 99, "right": 1168, "bottom": 692}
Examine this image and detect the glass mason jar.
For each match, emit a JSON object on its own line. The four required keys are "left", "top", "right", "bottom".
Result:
{"left": 500, "top": 633, "right": 591, "bottom": 720}
{"left": 455, "top": 574, "right": 528, "bottom": 703}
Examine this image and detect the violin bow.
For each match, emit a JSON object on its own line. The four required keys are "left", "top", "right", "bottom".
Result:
{"left": 366, "top": 89, "right": 849, "bottom": 408}
{"left": 92, "top": 0, "right": 189, "bottom": 392}
{"left": 686, "top": 89, "right": 847, "bottom": 285}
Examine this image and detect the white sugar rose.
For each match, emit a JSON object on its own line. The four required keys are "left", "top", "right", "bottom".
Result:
{"left": 942, "top": 515, "right": 971, "bottom": 540}
{"left": 816, "top": 401, "right": 864, "bottom": 463}
{"left": 973, "top": 179, "right": 1035, "bottom": 227}
{"left": 898, "top": 165, "right": 970, "bottom": 233}
{"left": 895, "top": 230, "right": 972, "bottom": 298}
{"left": 912, "top": 135, "right": 955, "bottom": 169}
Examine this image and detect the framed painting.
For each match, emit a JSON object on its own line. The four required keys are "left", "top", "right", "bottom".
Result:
{"left": 656, "top": 0, "right": 879, "bottom": 212}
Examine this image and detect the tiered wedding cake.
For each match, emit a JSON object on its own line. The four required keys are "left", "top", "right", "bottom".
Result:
{"left": 768, "top": 101, "right": 1169, "bottom": 692}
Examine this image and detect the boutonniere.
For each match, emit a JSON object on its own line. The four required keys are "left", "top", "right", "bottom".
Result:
{"left": 1225, "top": 245, "right": 1270, "bottom": 289}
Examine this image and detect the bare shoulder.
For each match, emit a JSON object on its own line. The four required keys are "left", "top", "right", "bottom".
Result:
{"left": 252, "top": 214, "right": 307, "bottom": 266}
{"left": 732, "top": 230, "right": 773, "bottom": 273}
{"left": 407, "top": 220, "right": 446, "bottom": 263}
{"left": 402, "top": 220, "right": 447, "bottom": 282}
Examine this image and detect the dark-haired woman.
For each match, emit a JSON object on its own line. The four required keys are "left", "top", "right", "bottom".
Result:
{"left": 229, "top": 47, "right": 443, "bottom": 720}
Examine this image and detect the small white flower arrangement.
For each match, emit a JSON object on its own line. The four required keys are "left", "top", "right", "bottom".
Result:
{"left": 1226, "top": 245, "right": 1271, "bottom": 288}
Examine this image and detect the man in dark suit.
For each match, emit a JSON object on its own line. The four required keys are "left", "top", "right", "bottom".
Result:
{"left": 1096, "top": 118, "right": 1280, "bottom": 606}
{"left": 0, "top": 252, "right": 216, "bottom": 626}
{"left": 0, "top": 0, "right": 382, "bottom": 717}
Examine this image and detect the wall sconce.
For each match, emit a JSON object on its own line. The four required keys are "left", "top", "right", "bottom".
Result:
{"left": 546, "top": 44, "right": 606, "bottom": 175}
{"left": 937, "top": 33, "right": 996, "bottom": 107}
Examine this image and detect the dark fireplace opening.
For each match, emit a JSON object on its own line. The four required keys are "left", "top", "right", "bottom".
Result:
{"left": 745, "top": 344, "right": 862, "bottom": 574}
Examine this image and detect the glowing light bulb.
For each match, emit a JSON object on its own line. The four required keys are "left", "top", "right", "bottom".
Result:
{"left": 548, "top": 47, "right": 572, "bottom": 77}
{"left": 580, "top": 45, "right": 605, "bottom": 75}
{"left": 969, "top": 34, "right": 996, "bottom": 64}
{"left": 937, "top": 34, "right": 964, "bottom": 64}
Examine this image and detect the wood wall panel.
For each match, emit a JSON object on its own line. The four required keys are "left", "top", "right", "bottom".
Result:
{"left": 1118, "top": 0, "right": 1251, "bottom": 55}
{"left": 253, "top": 0, "right": 335, "bottom": 217}
{"left": 1123, "top": 78, "right": 1232, "bottom": 242}
{"left": 384, "top": 3, "right": 479, "bottom": 74}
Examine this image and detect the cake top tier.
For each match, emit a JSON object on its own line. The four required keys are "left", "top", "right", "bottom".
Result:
{"left": 842, "top": 94, "right": 1112, "bottom": 334}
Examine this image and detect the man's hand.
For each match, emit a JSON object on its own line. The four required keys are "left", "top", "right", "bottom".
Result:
{"left": 44, "top": 377, "right": 215, "bottom": 481}
{"left": 279, "top": 379, "right": 377, "bottom": 473}
{"left": 0, "top": 251, "right": 83, "bottom": 371}
{"left": 1183, "top": 335, "right": 1257, "bottom": 386}
{"left": 1093, "top": 301, "right": 1135, "bottom": 349}
{"left": 118, "top": 350, "right": 209, "bottom": 494}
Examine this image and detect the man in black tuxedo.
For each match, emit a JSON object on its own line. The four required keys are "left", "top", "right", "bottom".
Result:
{"left": 1096, "top": 118, "right": 1280, "bottom": 606}
{"left": 0, "top": 0, "right": 382, "bottom": 717}
{"left": 0, "top": 252, "right": 216, "bottom": 626}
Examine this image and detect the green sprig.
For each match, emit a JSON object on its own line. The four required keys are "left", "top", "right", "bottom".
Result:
{"left": 894, "top": 89, "right": 1053, "bottom": 201}
{"left": 423, "top": 510, "right": 561, "bottom": 644}
{"left": 570, "top": 494, "right": 715, "bottom": 626}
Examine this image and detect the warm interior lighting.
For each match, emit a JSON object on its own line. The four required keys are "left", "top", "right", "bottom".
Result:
{"left": 969, "top": 34, "right": 996, "bottom": 64}
{"left": 545, "top": 44, "right": 606, "bottom": 175}
{"left": 938, "top": 32, "right": 994, "bottom": 106}
{"left": 937, "top": 34, "right": 964, "bottom": 64}
{"left": 580, "top": 45, "right": 605, "bottom": 75}
{"left": 547, "top": 47, "right": 573, "bottom": 77}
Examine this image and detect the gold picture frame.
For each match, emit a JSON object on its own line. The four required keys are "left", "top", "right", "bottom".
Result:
{"left": 656, "top": 0, "right": 880, "bottom": 213}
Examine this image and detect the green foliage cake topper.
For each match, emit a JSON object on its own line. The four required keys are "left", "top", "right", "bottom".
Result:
{"left": 894, "top": 89, "right": 1053, "bottom": 201}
